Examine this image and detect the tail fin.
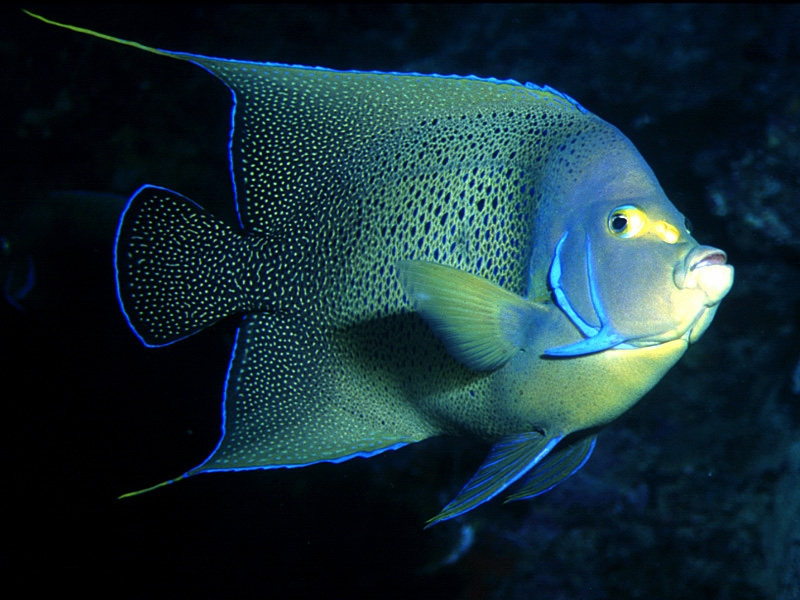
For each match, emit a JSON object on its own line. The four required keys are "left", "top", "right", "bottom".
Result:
{"left": 115, "top": 186, "right": 249, "bottom": 347}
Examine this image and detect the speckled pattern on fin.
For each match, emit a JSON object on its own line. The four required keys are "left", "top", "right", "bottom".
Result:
{"left": 397, "top": 260, "right": 539, "bottom": 371}
{"left": 426, "top": 432, "right": 562, "bottom": 527}
{"left": 187, "top": 312, "right": 434, "bottom": 474}
{"left": 115, "top": 186, "right": 249, "bottom": 347}
{"left": 505, "top": 433, "right": 597, "bottom": 502}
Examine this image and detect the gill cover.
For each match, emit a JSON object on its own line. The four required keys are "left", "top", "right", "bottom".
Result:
{"left": 545, "top": 231, "right": 637, "bottom": 356}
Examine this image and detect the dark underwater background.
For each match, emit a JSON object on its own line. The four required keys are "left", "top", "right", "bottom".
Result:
{"left": 4, "top": 5, "right": 799, "bottom": 599}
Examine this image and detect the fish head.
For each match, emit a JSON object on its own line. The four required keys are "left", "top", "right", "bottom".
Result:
{"left": 544, "top": 134, "right": 734, "bottom": 356}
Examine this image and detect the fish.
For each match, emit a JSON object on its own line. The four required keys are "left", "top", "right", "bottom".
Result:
{"left": 28, "top": 11, "right": 734, "bottom": 526}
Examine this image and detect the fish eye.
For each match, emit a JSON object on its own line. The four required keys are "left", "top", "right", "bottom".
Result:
{"left": 607, "top": 205, "right": 645, "bottom": 238}
{"left": 684, "top": 216, "right": 693, "bottom": 234}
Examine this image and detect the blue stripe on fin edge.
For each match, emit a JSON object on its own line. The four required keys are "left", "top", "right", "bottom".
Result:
{"left": 505, "top": 434, "right": 597, "bottom": 502}
{"left": 425, "top": 432, "right": 562, "bottom": 527}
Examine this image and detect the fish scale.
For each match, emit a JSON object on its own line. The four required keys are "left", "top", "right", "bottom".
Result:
{"left": 28, "top": 11, "right": 734, "bottom": 526}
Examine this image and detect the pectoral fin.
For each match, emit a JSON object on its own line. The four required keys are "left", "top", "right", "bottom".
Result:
{"left": 396, "top": 260, "right": 539, "bottom": 371}
{"left": 426, "top": 432, "right": 562, "bottom": 527}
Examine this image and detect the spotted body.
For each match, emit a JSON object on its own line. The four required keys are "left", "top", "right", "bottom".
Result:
{"left": 30, "top": 12, "right": 734, "bottom": 526}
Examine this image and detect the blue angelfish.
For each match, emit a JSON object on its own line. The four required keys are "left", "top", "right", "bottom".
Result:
{"left": 29, "top": 12, "right": 734, "bottom": 526}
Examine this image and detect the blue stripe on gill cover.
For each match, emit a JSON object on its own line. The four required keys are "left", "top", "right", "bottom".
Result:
{"left": 545, "top": 232, "right": 636, "bottom": 356}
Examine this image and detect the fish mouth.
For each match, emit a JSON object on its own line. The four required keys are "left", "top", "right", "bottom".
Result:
{"left": 689, "top": 248, "right": 728, "bottom": 271}
{"left": 675, "top": 244, "right": 734, "bottom": 305}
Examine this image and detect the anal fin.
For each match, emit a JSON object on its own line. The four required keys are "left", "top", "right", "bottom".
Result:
{"left": 189, "top": 312, "right": 434, "bottom": 475}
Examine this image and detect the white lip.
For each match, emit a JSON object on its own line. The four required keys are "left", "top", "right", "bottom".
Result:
{"left": 690, "top": 248, "right": 728, "bottom": 271}
{"left": 675, "top": 245, "right": 734, "bottom": 306}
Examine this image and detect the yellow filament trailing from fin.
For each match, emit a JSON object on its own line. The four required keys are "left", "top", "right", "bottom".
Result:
{"left": 118, "top": 475, "right": 185, "bottom": 499}
{"left": 22, "top": 10, "right": 193, "bottom": 504}
{"left": 23, "top": 10, "right": 178, "bottom": 60}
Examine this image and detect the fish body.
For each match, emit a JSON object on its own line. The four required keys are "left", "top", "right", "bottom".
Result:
{"left": 29, "top": 12, "right": 734, "bottom": 526}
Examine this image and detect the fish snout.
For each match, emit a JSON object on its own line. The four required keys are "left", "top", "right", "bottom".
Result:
{"left": 674, "top": 245, "right": 734, "bottom": 304}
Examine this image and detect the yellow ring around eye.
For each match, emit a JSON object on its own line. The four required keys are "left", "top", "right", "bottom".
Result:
{"left": 607, "top": 205, "right": 646, "bottom": 238}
